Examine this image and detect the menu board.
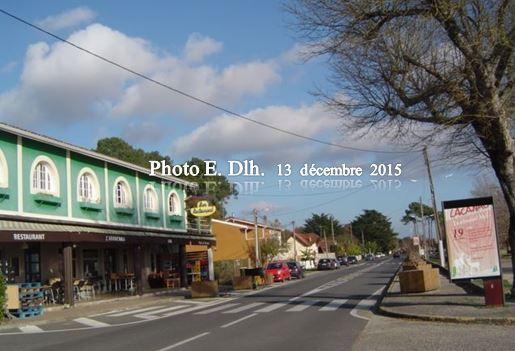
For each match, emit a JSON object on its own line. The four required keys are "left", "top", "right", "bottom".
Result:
{"left": 443, "top": 197, "right": 501, "bottom": 280}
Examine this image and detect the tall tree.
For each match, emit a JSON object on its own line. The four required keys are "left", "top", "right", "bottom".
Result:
{"left": 351, "top": 210, "right": 398, "bottom": 252}
{"left": 94, "top": 138, "right": 237, "bottom": 217}
{"left": 401, "top": 202, "right": 435, "bottom": 235}
{"left": 288, "top": 0, "right": 514, "bottom": 293}
{"left": 303, "top": 213, "right": 343, "bottom": 238}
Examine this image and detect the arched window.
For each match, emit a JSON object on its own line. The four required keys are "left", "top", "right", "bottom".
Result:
{"left": 77, "top": 168, "right": 100, "bottom": 203}
{"left": 143, "top": 185, "right": 158, "bottom": 212}
{"left": 168, "top": 191, "right": 180, "bottom": 215}
{"left": 30, "top": 156, "right": 59, "bottom": 196}
{"left": 0, "top": 148, "right": 8, "bottom": 188}
{"left": 113, "top": 178, "right": 132, "bottom": 208}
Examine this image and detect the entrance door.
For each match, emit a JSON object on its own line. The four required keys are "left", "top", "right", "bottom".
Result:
{"left": 24, "top": 243, "right": 41, "bottom": 282}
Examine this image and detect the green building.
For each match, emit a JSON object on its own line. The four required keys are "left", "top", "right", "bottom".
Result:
{"left": 0, "top": 123, "right": 214, "bottom": 303}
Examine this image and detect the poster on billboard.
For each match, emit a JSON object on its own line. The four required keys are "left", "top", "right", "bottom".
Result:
{"left": 443, "top": 197, "right": 502, "bottom": 280}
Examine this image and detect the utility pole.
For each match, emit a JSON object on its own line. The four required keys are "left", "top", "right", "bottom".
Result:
{"left": 292, "top": 221, "right": 297, "bottom": 262}
{"left": 361, "top": 228, "right": 365, "bottom": 251}
{"left": 331, "top": 218, "right": 335, "bottom": 244}
{"left": 420, "top": 196, "right": 426, "bottom": 258}
{"left": 323, "top": 228, "right": 329, "bottom": 255}
{"left": 423, "top": 146, "right": 445, "bottom": 267}
{"left": 253, "top": 209, "right": 260, "bottom": 268}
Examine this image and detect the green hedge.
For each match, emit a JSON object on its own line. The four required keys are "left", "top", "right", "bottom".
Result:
{"left": 0, "top": 271, "right": 5, "bottom": 322}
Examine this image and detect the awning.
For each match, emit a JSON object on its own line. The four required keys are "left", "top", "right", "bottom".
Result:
{"left": 0, "top": 220, "right": 215, "bottom": 246}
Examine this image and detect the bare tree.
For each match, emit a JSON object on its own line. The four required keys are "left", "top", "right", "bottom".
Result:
{"left": 287, "top": 0, "right": 514, "bottom": 292}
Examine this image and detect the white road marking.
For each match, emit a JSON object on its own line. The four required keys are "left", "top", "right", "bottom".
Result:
{"left": 108, "top": 305, "right": 165, "bottom": 317}
{"left": 223, "top": 302, "right": 264, "bottom": 314}
{"left": 286, "top": 299, "right": 319, "bottom": 312}
{"left": 19, "top": 325, "right": 43, "bottom": 333}
{"left": 194, "top": 303, "right": 239, "bottom": 315}
{"left": 73, "top": 317, "right": 110, "bottom": 328}
{"left": 155, "top": 332, "right": 210, "bottom": 351}
{"left": 350, "top": 286, "right": 385, "bottom": 321}
{"left": 220, "top": 313, "right": 258, "bottom": 328}
{"left": 135, "top": 305, "right": 186, "bottom": 319}
{"left": 162, "top": 299, "right": 234, "bottom": 317}
{"left": 319, "top": 299, "right": 348, "bottom": 311}
{"left": 255, "top": 302, "right": 287, "bottom": 313}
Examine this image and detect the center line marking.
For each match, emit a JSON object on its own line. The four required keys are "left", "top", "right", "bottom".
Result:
{"left": 221, "top": 313, "right": 258, "bottom": 328}
{"left": 155, "top": 332, "right": 210, "bottom": 351}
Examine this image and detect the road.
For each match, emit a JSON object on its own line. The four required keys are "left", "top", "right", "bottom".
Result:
{"left": 0, "top": 258, "right": 399, "bottom": 351}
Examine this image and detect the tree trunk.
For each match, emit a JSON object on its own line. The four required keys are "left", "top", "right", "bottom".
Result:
{"left": 474, "top": 103, "right": 515, "bottom": 294}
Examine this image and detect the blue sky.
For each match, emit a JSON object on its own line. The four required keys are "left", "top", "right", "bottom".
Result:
{"left": 0, "top": 1, "right": 491, "bottom": 236}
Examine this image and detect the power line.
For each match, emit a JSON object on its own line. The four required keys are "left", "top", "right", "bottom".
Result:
{"left": 0, "top": 8, "right": 419, "bottom": 154}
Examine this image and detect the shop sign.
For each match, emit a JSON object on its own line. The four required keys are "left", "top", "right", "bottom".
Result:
{"left": 196, "top": 240, "right": 211, "bottom": 246}
{"left": 105, "top": 235, "right": 126, "bottom": 242}
{"left": 190, "top": 201, "right": 216, "bottom": 217}
{"left": 443, "top": 197, "right": 501, "bottom": 280}
{"left": 12, "top": 233, "right": 45, "bottom": 241}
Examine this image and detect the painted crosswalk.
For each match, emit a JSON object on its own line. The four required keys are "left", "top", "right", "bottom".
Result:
{"left": 6, "top": 296, "right": 382, "bottom": 335}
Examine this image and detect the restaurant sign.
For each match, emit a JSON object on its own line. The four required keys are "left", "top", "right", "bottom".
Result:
{"left": 12, "top": 233, "right": 45, "bottom": 241}
{"left": 105, "top": 235, "right": 126, "bottom": 242}
{"left": 190, "top": 201, "right": 216, "bottom": 217}
{"left": 443, "top": 197, "right": 501, "bottom": 280}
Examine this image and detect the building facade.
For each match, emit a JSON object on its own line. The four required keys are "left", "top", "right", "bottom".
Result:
{"left": 0, "top": 123, "right": 214, "bottom": 303}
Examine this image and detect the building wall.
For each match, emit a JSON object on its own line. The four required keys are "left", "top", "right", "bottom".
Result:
{"left": 211, "top": 221, "right": 250, "bottom": 262}
{"left": 0, "top": 129, "right": 188, "bottom": 231}
{"left": 0, "top": 130, "right": 18, "bottom": 212}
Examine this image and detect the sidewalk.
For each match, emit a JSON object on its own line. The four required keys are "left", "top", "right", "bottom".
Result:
{"left": 0, "top": 289, "right": 198, "bottom": 330}
{"left": 378, "top": 271, "right": 515, "bottom": 325}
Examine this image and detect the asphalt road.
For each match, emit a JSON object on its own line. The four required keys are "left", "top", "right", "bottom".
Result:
{"left": 0, "top": 257, "right": 400, "bottom": 351}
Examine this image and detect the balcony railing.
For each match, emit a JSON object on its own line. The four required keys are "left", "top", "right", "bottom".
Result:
{"left": 187, "top": 217, "right": 212, "bottom": 236}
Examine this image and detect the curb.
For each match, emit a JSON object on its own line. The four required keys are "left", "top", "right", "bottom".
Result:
{"left": 376, "top": 266, "right": 515, "bottom": 326}
{"left": 377, "top": 305, "right": 515, "bottom": 326}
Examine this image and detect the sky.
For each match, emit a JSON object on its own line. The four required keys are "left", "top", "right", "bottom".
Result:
{"left": 0, "top": 1, "right": 496, "bottom": 237}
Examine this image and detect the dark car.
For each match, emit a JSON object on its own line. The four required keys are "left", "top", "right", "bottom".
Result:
{"left": 393, "top": 251, "right": 401, "bottom": 258}
{"left": 337, "top": 256, "right": 349, "bottom": 266}
{"left": 286, "top": 261, "right": 304, "bottom": 279}
{"left": 317, "top": 258, "right": 337, "bottom": 270}
{"left": 347, "top": 256, "right": 358, "bottom": 264}
{"left": 365, "top": 253, "right": 375, "bottom": 261}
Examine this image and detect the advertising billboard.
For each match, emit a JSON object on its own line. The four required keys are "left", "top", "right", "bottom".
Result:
{"left": 443, "top": 197, "right": 501, "bottom": 280}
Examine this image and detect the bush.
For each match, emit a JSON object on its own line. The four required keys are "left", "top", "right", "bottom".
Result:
{"left": 0, "top": 271, "right": 6, "bottom": 322}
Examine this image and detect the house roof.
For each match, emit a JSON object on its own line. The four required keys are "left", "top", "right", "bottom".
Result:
{"left": 292, "top": 232, "right": 319, "bottom": 247}
{"left": 225, "top": 217, "right": 281, "bottom": 230}
{"left": 0, "top": 122, "right": 196, "bottom": 188}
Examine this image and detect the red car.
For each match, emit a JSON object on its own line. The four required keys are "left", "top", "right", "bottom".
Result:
{"left": 265, "top": 261, "right": 291, "bottom": 282}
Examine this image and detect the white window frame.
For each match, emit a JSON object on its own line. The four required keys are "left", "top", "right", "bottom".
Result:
{"left": 143, "top": 184, "right": 159, "bottom": 213}
{"left": 167, "top": 190, "right": 181, "bottom": 215}
{"left": 113, "top": 176, "right": 132, "bottom": 208}
{"left": 77, "top": 167, "right": 101, "bottom": 203}
{"left": 0, "top": 148, "right": 8, "bottom": 188}
{"left": 30, "top": 155, "right": 60, "bottom": 196}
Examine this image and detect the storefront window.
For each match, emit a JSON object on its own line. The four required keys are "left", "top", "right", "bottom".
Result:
{"left": 83, "top": 249, "right": 99, "bottom": 278}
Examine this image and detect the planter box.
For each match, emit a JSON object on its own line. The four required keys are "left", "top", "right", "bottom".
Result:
{"left": 402, "top": 262, "right": 432, "bottom": 271}
{"left": 264, "top": 273, "right": 274, "bottom": 285}
{"left": 399, "top": 268, "right": 440, "bottom": 293}
{"left": 232, "top": 276, "right": 253, "bottom": 290}
{"left": 190, "top": 280, "right": 219, "bottom": 298}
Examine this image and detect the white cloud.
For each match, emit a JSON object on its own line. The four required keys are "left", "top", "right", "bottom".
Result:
{"left": 37, "top": 7, "right": 96, "bottom": 31}
{"left": 1, "top": 61, "right": 17, "bottom": 73}
{"left": 172, "top": 103, "right": 339, "bottom": 161}
{"left": 184, "top": 33, "right": 222, "bottom": 63}
{"left": 0, "top": 24, "right": 281, "bottom": 125}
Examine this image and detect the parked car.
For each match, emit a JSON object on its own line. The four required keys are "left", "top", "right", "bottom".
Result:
{"left": 375, "top": 252, "right": 385, "bottom": 258}
{"left": 393, "top": 251, "right": 401, "bottom": 258}
{"left": 347, "top": 256, "right": 358, "bottom": 264}
{"left": 365, "top": 254, "right": 375, "bottom": 261}
{"left": 317, "top": 258, "right": 337, "bottom": 270}
{"left": 337, "top": 256, "right": 349, "bottom": 266}
{"left": 265, "top": 261, "right": 291, "bottom": 282}
{"left": 331, "top": 258, "right": 341, "bottom": 268}
{"left": 286, "top": 261, "right": 304, "bottom": 279}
